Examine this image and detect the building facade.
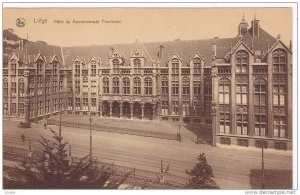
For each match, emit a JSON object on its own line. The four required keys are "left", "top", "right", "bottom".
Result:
{"left": 3, "top": 17, "right": 292, "bottom": 150}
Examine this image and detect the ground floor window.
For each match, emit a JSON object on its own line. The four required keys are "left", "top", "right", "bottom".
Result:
{"left": 236, "top": 114, "right": 248, "bottom": 135}
{"left": 273, "top": 116, "right": 286, "bottom": 138}
{"left": 172, "top": 101, "right": 179, "bottom": 115}
{"left": 161, "top": 100, "right": 168, "bottom": 115}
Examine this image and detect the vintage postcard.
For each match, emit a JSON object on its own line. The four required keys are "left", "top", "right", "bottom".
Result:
{"left": 2, "top": 3, "right": 296, "bottom": 193}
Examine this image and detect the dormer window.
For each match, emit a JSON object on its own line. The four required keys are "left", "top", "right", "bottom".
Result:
{"left": 52, "top": 60, "right": 58, "bottom": 75}
{"left": 133, "top": 58, "right": 141, "bottom": 73}
{"left": 37, "top": 59, "right": 43, "bottom": 74}
{"left": 171, "top": 58, "right": 179, "bottom": 74}
{"left": 10, "top": 59, "right": 17, "bottom": 75}
{"left": 113, "top": 59, "right": 120, "bottom": 68}
{"left": 193, "top": 58, "right": 201, "bottom": 74}
{"left": 75, "top": 61, "right": 80, "bottom": 75}
{"left": 236, "top": 51, "right": 248, "bottom": 73}
{"left": 91, "top": 61, "right": 96, "bottom": 75}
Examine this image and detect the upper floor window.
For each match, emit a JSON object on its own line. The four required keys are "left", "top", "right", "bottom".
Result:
{"left": 75, "top": 61, "right": 80, "bottom": 75}
{"left": 236, "top": 51, "right": 248, "bottom": 73}
{"left": 52, "top": 60, "right": 58, "bottom": 74}
{"left": 182, "top": 77, "right": 190, "bottom": 95}
{"left": 133, "top": 58, "right": 141, "bottom": 73}
{"left": 113, "top": 59, "right": 120, "bottom": 68}
{"left": 3, "top": 79, "right": 8, "bottom": 96}
{"left": 37, "top": 59, "right": 43, "bottom": 74}
{"left": 273, "top": 49, "right": 287, "bottom": 73}
{"left": 103, "top": 77, "right": 109, "bottom": 94}
{"left": 10, "top": 59, "right": 17, "bottom": 75}
{"left": 254, "top": 80, "right": 267, "bottom": 106}
{"left": 273, "top": 49, "right": 287, "bottom": 107}
{"left": 19, "top": 78, "right": 25, "bottom": 96}
{"left": 91, "top": 62, "right": 97, "bottom": 75}
{"left": 113, "top": 77, "right": 119, "bottom": 94}
{"left": 219, "top": 78, "right": 230, "bottom": 104}
{"left": 161, "top": 77, "right": 168, "bottom": 95}
{"left": 123, "top": 77, "right": 130, "bottom": 94}
{"left": 145, "top": 77, "right": 152, "bottom": 95}
{"left": 171, "top": 58, "right": 179, "bottom": 74}
{"left": 134, "top": 77, "right": 141, "bottom": 95}
{"left": 193, "top": 58, "right": 201, "bottom": 74}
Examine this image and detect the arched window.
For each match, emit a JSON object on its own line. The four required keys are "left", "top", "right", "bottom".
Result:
{"left": 133, "top": 58, "right": 141, "bottom": 74}
{"left": 83, "top": 77, "right": 88, "bottom": 93}
{"left": 171, "top": 58, "right": 179, "bottom": 74}
{"left": 236, "top": 50, "right": 248, "bottom": 73}
{"left": 3, "top": 78, "right": 8, "bottom": 96}
{"left": 219, "top": 78, "right": 230, "bottom": 134}
{"left": 123, "top": 77, "right": 130, "bottom": 94}
{"left": 113, "top": 59, "right": 119, "bottom": 68}
{"left": 19, "top": 78, "right": 25, "bottom": 96}
{"left": 134, "top": 77, "right": 141, "bottom": 94}
{"left": 37, "top": 59, "right": 43, "bottom": 74}
{"left": 113, "top": 77, "right": 119, "bottom": 94}
{"left": 10, "top": 59, "right": 16, "bottom": 75}
{"left": 161, "top": 77, "right": 168, "bottom": 95}
{"left": 145, "top": 77, "right": 152, "bottom": 95}
{"left": 90, "top": 61, "right": 97, "bottom": 75}
{"left": 52, "top": 60, "right": 58, "bottom": 75}
{"left": 273, "top": 49, "right": 287, "bottom": 138}
{"left": 193, "top": 58, "right": 201, "bottom": 74}
{"left": 204, "top": 77, "right": 212, "bottom": 116}
{"left": 103, "top": 77, "right": 109, "bottom": 94}
{"left": 254, "top": 79, "right": 267, "bottom": 137}
{"left": 3, "top": 78, "right": 8, "bottom": 115}
{"left": 75, "top": 61, "right": 80, "bottom": 75}
{"left": 182, "top": 77, "right": 190, "bottom": 95}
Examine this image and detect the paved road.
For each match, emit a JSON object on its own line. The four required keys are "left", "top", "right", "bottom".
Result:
{"left": 3, "top": 119, "right": 293, "bottom": 189}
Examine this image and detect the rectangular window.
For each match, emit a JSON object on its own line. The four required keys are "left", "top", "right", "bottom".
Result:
{"left": 194, "top": 81, "right": 201, "bottom": 95}
{"left": 161, "top": 100, "right": 169, "bottom": 115}
{"left": 236, "top": 114, "right": 248, "bottom": 135}
{"left": 172, "top": 81, "right": 179, "bottom": 95}
{"left": 172, "top": 101, "right": 179, "bottom": 115}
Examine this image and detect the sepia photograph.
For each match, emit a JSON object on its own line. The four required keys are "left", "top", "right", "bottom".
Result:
{"left": 1, "top": 3, "right": 296, "bottom": 192}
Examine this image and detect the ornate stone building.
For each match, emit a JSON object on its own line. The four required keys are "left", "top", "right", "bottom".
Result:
{"left": 3, "top": 16, "right": 292, "bottom": 149}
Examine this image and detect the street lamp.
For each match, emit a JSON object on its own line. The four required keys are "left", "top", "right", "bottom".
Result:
{"left": 89, "top": 111, "right": 92, "bottom": 158}
{"left": 261, "top": 140, "right": 265, "bottom": 189}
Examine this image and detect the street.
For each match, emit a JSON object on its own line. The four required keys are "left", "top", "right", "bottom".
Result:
{"left": 3, "top": 118, "right": 293, "bottom": 189}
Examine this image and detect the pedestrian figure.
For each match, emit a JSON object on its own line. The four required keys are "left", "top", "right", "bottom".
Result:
{"left": 44, "top": 122, "right": 47, "bottom": 129}
{"left": 21, "top": 134, "right": 25, "bottom": 142}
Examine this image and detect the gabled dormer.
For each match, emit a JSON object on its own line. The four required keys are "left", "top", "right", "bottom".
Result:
{"left": 225, "top": 40, "right": 254, "bottom": 63}
{"left": 189, "top": 53, "right": 205, "bottom": 74}
{"left": 130, "top": 49, "right": 145, "bottom": 69}
{"left": 110, "top": 50, "right": 124, "bottom": 70}
{"left": 73, "top": 56, "right": 82, "bottom": 75}
{"left": 168, "top": 53, "right": 182, "bottom": 74}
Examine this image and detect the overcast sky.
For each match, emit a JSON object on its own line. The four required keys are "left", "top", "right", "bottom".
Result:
{"left": 3, "top": 7, "right": 292, "bottom": 47}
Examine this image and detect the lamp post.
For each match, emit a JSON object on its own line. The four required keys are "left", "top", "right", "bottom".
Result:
{"left": 261, "top": 140, "right": 265, "bottom": 189}
{"left": 89, "top": 111, "right": 92, "bottom": 158}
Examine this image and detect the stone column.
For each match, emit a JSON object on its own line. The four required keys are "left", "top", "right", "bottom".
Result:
{"left": 109, "top": 101, "right": 112, "bottom": 117}
{"left": 24, "top": 69, "right": 30, "bottom": 123}
{"left": 141, "top": 103, "right": 145, "bottom": 119}
{"left": 153, "top": 104, "right": 156, "bottom": 119}
{"left": 130, "top": 103, "right": 134, "bottom": 119}
{"left": 99, "top": 101, "right": 102, "bottom": 117}
{"left": 120, "top": 102, "right": 123, "bottom": 118}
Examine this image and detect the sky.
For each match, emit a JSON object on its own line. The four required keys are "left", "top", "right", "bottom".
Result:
{"left": 3, "top": 7, "right": 292, "bottom": 47}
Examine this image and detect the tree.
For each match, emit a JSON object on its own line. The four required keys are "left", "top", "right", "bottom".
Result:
{"left": 185, "top": 153, "right": 219, "bottom": 189}
{"left": 4, "top": 129, "right": 129, "bottom": 189}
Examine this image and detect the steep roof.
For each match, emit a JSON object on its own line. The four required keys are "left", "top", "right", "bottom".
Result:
{"left": 7, "top": 24, "right": 278, "bottom": 68}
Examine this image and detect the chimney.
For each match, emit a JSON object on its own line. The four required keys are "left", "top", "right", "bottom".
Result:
{"left": 159, "top": 45, "right": 164, "bottom": 60}
{"left": 212, "top": 43, "right": 217, "bottom": 58}
{"left": 251, "top": 15, "right": 260, "bottom": 37}
{"left": 109, "top": 47, "right": 114, "bottom": 57}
